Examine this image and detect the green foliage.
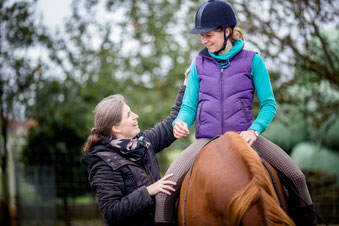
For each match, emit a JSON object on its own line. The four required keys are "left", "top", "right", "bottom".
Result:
{"left": 18, "top": 0, "right": 339, "bottom": 204}
{"left": 0, "top": 0, "right": 50, "bottom": 218}
{"left": 231, "top": 0, "right": 339, "bottom": 88}
{"left": 22, "top": 79, "right": 90, "bottom": 198}
{"left": 232, "top": 0, "right": 339, "bottom": 147}
{"left": 1, "top": 0, "right": 334, "bottom": 225}
{"left": 22, "top": 0, "right": 198, "bottom": 197}
{"left": 273, "top": 30, "right": 339, "bottom": 146}
{"left": 291, "top": 142, "right": 339, "bottom": 181}
{"left": 0, "top": 0, "right": 42, "bottom": 121}
{"left": 44, "top": 0, "right": 200, "bottom": 173}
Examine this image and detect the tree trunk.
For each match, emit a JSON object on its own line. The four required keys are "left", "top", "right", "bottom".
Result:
{"left": 0, "top": 149, "right": 10, "bottom": 225}
{"left": 0, "top": 120, "right": 10, "bottom": 226}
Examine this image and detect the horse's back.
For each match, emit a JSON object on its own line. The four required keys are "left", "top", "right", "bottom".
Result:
{"left": 178, "top": 132, "right": 251, "bottom": 225}
{"left": 178, "top": 132, "right": 294, "bottom": 226}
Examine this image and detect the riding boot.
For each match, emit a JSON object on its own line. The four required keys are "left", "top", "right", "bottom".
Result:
{"left": 292, "top": 204, "right": 317, "bottom": 226}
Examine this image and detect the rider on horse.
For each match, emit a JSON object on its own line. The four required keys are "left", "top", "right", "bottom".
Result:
{"left": 155, "top": 1, "right": 316, "bottom": 225}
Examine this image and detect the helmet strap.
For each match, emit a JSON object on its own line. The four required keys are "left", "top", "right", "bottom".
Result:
{"left": 214, "top": 28, "right": 232, "bottom": 56}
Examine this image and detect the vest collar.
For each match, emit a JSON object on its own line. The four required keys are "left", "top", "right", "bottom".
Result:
{"left": 199, "top": 40, "right": 244, "bottom": 60}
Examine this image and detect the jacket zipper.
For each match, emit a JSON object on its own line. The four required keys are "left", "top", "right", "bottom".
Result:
{"left": 240, "top": 98, "right": 249, "bottom": 122}
{"left": 220, "top": 68, "right": 224, "bottom": 134}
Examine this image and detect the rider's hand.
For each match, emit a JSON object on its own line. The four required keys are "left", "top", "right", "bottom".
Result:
{"left": 147, "top": 173, "right": 176, "bottom": 196}
{"left": 173, "top": 121, "right": 189, "bottom": 138}
{"left": 239, "top": 130, "right": 258, "bottom": 146}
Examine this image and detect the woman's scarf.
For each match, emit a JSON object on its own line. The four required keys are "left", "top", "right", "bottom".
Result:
{"left": 105, "top": 133, "right": 151, "bottom": 164}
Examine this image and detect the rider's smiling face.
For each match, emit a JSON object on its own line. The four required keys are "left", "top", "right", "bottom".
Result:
{"left": 200, "top": 29, "right": 224, "bottom": 53}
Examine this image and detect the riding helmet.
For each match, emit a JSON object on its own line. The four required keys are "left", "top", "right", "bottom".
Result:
{"left": 190, "top": 0, "right": 237, "bottom": 34}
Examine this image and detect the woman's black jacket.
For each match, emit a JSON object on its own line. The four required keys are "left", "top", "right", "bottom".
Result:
{"left": 81, "top": 85, "right": 185, "bottom": 226}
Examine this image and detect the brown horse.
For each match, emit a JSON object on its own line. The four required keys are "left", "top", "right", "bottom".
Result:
{"left": 178, "top": 132, "right": 295, "bottom": 226}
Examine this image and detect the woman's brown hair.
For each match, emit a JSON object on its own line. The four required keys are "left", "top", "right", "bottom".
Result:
{"left": 231, "top": 27, "right": 244, "bottom": 41}
{"left": 215, "top": 26, "right": 244, "bottom": 41}
{"left": 82, "top": 94, "right": 125, "bottom": 155}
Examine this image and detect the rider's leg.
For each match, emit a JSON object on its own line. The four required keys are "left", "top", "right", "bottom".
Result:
{"left": 252, "top": 135, "right": 316, "bottom": 225}
{"left": 155, "top": 138, "right": 210, "bottom": 224}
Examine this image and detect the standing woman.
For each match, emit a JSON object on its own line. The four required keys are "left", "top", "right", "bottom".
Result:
{"left": 155, "top": 0, "right": 316, "bottom": 225}
{"left": 82, "top": 77, "right": 187, "bottom": 226}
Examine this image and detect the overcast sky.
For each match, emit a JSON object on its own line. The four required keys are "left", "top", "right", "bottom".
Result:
{"left": 37, "top": 0, "right": 72, "bottom": 30}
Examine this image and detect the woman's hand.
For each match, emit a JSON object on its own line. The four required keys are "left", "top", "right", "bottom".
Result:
{"left": 183, "top": 68, "right": 190, "bottom": 85}
{"left": 239, "top": 130, "right": 258, "bottom": 146}
{"left": 173, "top": 121, "right": 189, "bottom": 138}
{"left": 147, "top": 173, "right": 176, "bottom": 196}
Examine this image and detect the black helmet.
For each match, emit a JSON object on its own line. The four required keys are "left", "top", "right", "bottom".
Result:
{"left": 190, "top": 0, "right": 237, "bottom": 34}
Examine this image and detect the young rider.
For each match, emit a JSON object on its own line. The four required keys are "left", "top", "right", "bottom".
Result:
{"left": 155, "top": 1, "right": 316, "bottom": 225}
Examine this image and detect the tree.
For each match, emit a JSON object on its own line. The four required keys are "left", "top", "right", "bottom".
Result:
{"left": 44, "top": 0, "right": 196, "bottom": 172}
{"left": 0, "top": 0, "right": 49, "bottom": 223}
{"left": 228, "top": 0, "right": 338, "bottom": 87}
{"left": 224, "top": 0, "right": 339, "bottom": 143}
{"left": 9, "top": 0, "right": 337, "bottom": 224}
{"left": 23, "top": 79, "right": 90, "bottom": 226}
{"left": 21, "top": 1, "right": 196, "bottom": 224}
{"left": 279, "top": 30, "right": 339, "bottom": 144}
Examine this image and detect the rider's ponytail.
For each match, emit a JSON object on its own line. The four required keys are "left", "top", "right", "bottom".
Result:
{"left": 231, "top": 27, "right": 244, "bottom": 41}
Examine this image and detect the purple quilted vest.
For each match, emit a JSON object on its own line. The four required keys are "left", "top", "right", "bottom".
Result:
{"left": 195, "top": 47, "right": 256, "bottom": 138}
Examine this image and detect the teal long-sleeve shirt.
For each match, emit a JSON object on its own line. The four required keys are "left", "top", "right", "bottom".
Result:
{"left": 173, "top": 40, "right": 276, "bottom": 135}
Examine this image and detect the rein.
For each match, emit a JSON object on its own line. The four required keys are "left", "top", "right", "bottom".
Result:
{"left": 251, "top": 145, "right": 285, "bottom": 210}
{"left": 261, "top": 159, "right": 285, "bottom": 210}
{"left": 183, "top": 162, "right": 194, "bottom": 226}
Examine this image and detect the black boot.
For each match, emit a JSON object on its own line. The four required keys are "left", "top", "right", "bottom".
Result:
{"left": 154, "top": 222, "right": 177, "bottom": 226}
{"left": 292, "top": 204, "right": 317, "bottom": 226}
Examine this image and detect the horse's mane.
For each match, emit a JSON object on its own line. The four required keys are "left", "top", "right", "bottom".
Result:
{"left": 225, "top": 132, "right": 295, "bottom": 226}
